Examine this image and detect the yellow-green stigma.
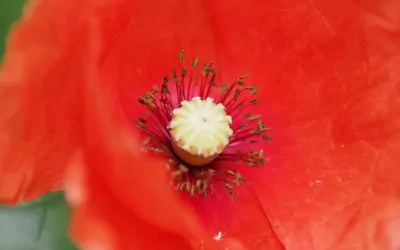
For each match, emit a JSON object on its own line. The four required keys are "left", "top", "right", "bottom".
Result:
{"left": 169, "top": 97, "right": 233, "bottom": 166}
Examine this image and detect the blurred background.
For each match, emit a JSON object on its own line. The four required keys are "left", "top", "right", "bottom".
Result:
{"left": 0, "top": 1, "right": 77, "bottom": 249}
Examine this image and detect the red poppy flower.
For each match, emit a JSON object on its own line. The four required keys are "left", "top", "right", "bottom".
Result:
{"left": 1, "top": 0, "right": 400, "bottom": 249}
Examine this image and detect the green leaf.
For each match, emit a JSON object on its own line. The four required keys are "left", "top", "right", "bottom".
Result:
{"left": 0, "top": 0, "right": 26, "bottom": 56}
{"left": 0, "top": 192, "right": 78, "bottom": 250}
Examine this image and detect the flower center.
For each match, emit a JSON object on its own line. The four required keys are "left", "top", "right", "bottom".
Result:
{"left": 135, "top": 51, "right": 271, "bottom": 200}
{"left": 169, "top": 97, "right": 233, "bottom": 166}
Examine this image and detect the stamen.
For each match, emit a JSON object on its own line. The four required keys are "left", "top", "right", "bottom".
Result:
{"left": 134, "top": 51, "right": 271, "bottom": 200}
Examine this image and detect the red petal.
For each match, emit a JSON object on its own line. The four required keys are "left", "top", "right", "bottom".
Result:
{"left": 100, "top": 0, "right": 216, "bottom": 119}
{"left": 187, "top": 184, "right": 284, "bottom": 249}
{"left": 204, "top": 0, "right": 400, "bottom": 248}
{"left": 309, "top": 197, "right": 400, "bottom": 250}
{"left": 67, "top": 152, "right": 195, "bottom": 250}
{"left": 0, "top": 0, "right": 100, "bottom": 204}
{"left": 0, "top": 0, "right": 138, "bottom": 205}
